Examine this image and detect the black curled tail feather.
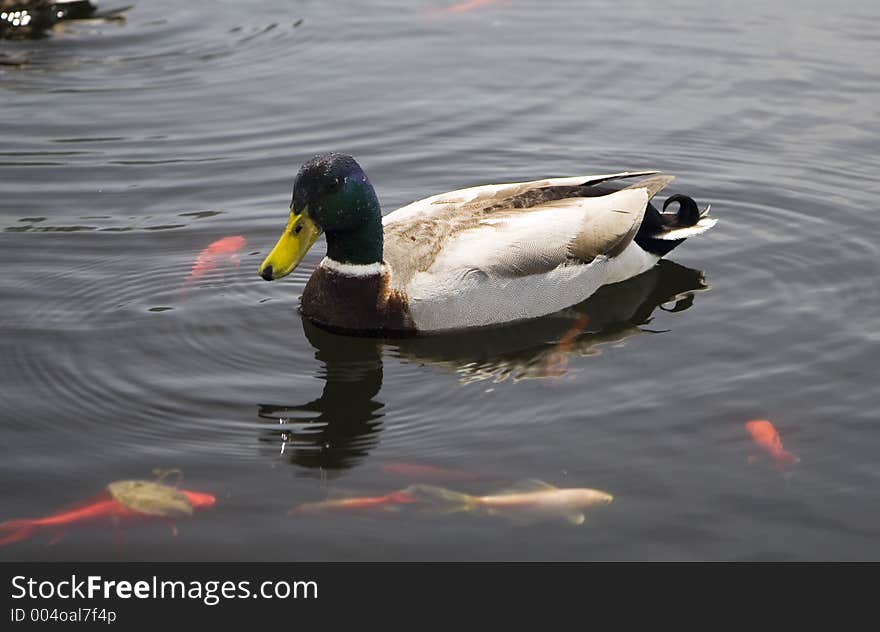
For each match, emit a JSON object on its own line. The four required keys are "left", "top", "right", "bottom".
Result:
{"left": 635, "top": 194, "right": 703, "bottom": 257}
{"left": 662, "top": 194, "right": 700, "bottom": 227}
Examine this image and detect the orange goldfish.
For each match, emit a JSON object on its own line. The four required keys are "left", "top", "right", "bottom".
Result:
{"left": 0, "top": 481, "right": 216, "bottom": 546}
{"left": 290, "top": 490, "right": 417, "bottom": 515}
{"left": 745, "top": 420, "right": 799, "bottom": 466}
{"left": 544, "top": 314, "right": 591, "bottom": 377}
{"left": 430, "top": 0, "right": 503, "bottom": 16}
{"left": 183, "top": 235, "right": 247, "bottom": 287}
{"left": 381, "top": 462, "right": 485, "bottom": 482}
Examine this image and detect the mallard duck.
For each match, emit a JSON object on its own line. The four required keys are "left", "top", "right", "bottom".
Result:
{"left": 0, "top": 1, "right": 126, "bottom": 39}
{"left": 258, "top": 153, "right": 716, "bottom": 335}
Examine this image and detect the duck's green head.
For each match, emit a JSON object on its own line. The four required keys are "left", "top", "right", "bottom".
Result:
{"left": 259, "top": 153, "right": 383, "bottom": 281}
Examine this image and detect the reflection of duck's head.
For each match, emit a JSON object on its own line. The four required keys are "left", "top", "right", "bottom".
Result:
{"left": 257, "top": 327, "right": 384, "bottom": 473}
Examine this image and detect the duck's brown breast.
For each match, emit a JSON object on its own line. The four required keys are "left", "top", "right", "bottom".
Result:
{"left": 300, "top": 265, "right": 414, "bottom": 335}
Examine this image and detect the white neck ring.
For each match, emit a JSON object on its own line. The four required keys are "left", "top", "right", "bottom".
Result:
{"left": 320, "top": 257, "right": 385, "bottom": 277}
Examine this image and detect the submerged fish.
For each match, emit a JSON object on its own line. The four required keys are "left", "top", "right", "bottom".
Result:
{"left": 184, "top": 235, "right": 247, "bottom": 287}
{"left": 291, "top": 490, "right": 417, "bottom": 515}
{"left": 544, "top": 314, "right": 591, "bottom": 377}
{"left": 0, "top": 480, "right": 216, "bottom": 546}
{"left": 381, "top": 462, "right": 485, "bottom": 482}
{"left": 745, "top": 419, "right": 799, "bottom": 466}
{"left": 408, "top": 480, "right": 613, "bottom": 525}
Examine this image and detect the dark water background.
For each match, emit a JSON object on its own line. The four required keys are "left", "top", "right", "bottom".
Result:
{"left": 1, "top": 0, "right": 878, "bottom": 560}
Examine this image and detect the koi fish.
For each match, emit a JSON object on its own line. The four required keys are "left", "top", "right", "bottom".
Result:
{"left": 557, "top": 314, "right": 591, "bottom": 348}
{"left": 291, "top": 490, "right": 417, "bottom": 515}
{"left": 745, "top": 420, "right": 799, "bottom": 466}
{"left": 408, "top": 480, "right": 613, "bottom": 525}
{"left": 430, "top": 0, "right": 503, "bottom": 16}
{"left": 381, "top": 462, "right": 485, "bottom": 482}
{"left": 0, "top": 480, "right": 216, "bottom": 546}
{"left": 544, "top": 314, "right": 590, "bottom": 377}
{"left": 544, "top": 314, "right": 591, "bottom": 377}
{"left": 183, "top": 235, "right": 247, "bottom": 287}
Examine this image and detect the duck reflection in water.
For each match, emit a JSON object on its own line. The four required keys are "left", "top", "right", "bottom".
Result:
{"left": 394, "top": 259, "right": 709, "bottom": 383}
{"left": 258, "top": 260, "right": 708, "bottom": 471}
{"left": 258, "top": 330, "right": 386, "bottom": 473}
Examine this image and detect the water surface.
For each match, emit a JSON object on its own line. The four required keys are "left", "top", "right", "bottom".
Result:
{"left": 1, "top": 0, "right": 879, "bottom": 560}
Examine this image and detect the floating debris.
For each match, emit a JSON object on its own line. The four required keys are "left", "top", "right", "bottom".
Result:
{"left": 106, "top": 480, "right": 195, "bottom": 518}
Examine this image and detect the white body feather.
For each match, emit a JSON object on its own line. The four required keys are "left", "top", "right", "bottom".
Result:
{"left": 381, "top": 180, "right": 667, "bottom": 331}
{"left": 404, "top": 243, "right": 658, "bottom": 331}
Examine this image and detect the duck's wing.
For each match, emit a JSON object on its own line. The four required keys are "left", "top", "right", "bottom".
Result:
{"left": 383, "top": 171, "right": 666, "bottom": 289}
{"left": 383, "top": 170, "right": 658, "bottom": 226}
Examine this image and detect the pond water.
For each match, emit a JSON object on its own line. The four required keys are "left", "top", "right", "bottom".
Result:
{"left": 1, "top": 0, "right": 878, "bottom": 560}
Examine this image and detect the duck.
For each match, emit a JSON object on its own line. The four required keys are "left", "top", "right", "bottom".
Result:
{"left": 0, "top": 1, "right": 126, "bottom": 39}
{"left": 258, "top": 153, "right": 716, "bottom": 335}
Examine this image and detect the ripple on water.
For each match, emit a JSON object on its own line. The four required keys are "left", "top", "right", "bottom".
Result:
{"left": 0, "top": 220, "right": 314, "bottom": 457}
{"left": 2, "top": 5, "right": 312, "bottom": 92}
{"left": 2, "top": 0, "right": 880, "bottom": 560}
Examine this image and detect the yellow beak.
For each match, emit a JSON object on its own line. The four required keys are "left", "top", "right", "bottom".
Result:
{"left": 258, "top": 208, "right": 321, "bottom": 281}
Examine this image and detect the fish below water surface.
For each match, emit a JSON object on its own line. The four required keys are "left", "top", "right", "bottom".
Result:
{"left": 380, "top": 461, "right": 487, "bottom": 482}
{"left": 0, "top": 480, "right": 216, "bottom": 546}
{"left": 429, "top": 0, "right": 504, "bottom": 16}
{"left": 408, "top": 480, "right": 613, "bottom": 525}
{"left": 543, "top": 313, "right": 592, "bottom": 377}
{"left": 290, "top": 490, "right": 418, "bottom": 514}
{"left": 745, "top": 419, "right": 799, "bottom": 467}
{"left": 183, "top": 235, "right": 247, "bottom": 288}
